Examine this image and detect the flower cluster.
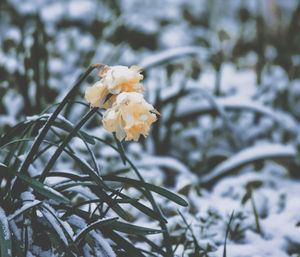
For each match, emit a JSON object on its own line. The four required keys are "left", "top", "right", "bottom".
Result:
{"left": 85, "top": 65, "right": 159, "bottom": 141}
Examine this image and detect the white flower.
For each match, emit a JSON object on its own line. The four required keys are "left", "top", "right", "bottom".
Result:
{"left": 102, "top": 92, "right": 159, "bottom": 141}
{"left": 84, "top": 80, "right": 109, "bottom": 108}
{"left": 85, "top": 64, "right": 160, "bottom": 141}
{"left": 85, "top": 65, "right": 145, "bottom": 108}
{"left": 104, "top": 65, "right": 145, "bottom": 94}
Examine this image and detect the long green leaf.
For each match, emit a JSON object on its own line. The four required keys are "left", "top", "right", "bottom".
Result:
{"left": 117, "top": 192, "right": 167, "bottom": 223}
{"left": 102, "top": 175, "right": 188, "bottom": 207}
{"left": 0, "top": 122, "right": 29, "bottom": 147}
{"left": 55, "top": 179, "right": 167, "bottom": 223}
{"left": 74, "top": 217, "right": 119, "bottom": 243}
{"left": 40, "top": 203, "right": 79, "bottom": 254}
{"left": 8, "top": 200, "right": 42, "bottom": 221}
{"left": 39, "top": 108, "right": 97, "bottom": 182}
{"left": 0, "top": 207, "right": 12, "bottom": 257}
{"left": 223, "top": 211, "right": 234, "bottom": 257}
{"left": 55, "top": 152, "right": 129, "bottom": 221}
{"left": 102, "top": 229, "right": 146, "bottom": 257}
{"left": 110, "top": 221, "right": 163, "bottom": 235}
{"left": 52, "top": 119, "right": 95, "bottom": 145}
{"left": 92, "top": 137, "right": 174, "bottom": 255}
{"left": 0, "top": 165, "right": 69, "bottom": 204}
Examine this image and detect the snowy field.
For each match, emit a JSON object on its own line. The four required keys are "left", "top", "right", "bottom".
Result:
{"left": 1, "top": 0, "right": 300, "bottom": 256}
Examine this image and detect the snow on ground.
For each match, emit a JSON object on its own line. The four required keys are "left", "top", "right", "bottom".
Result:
{"left": 170, "top": 161, "right": 300, "bottom": 257}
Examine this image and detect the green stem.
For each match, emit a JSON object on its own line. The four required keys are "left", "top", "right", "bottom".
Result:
{"left": 92, "top": 136, "right": 174, "bottom": 256}
{"left": 39, "top": 108, "right": 97, "bottom": 182}
{"left": 251, "top": 192, "right": 261, "bottom": 234}
{"left": 19, "top": 65, "right": 95, "bottom": 176}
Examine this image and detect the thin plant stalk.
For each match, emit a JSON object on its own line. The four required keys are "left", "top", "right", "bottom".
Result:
{"left": 39, "top": 108, "right": 97, "bottom": 182}
{"left": 92, "top": 136, "right": 174, "bottom": 257}
{"left": 19, "top": 65, "right": 96, "bottom": 176}
{"left": 223, "top": 211, "right": 234, "bottom": 257}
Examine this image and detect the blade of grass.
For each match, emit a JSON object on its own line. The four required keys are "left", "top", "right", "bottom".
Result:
{"left": 55, "top": 178, "right": 167, "bottom": 223}
{"left": 0, "top": 165, "right": 69, "bottom": 204}
{"left": 223, "top": 211, "right": 234, "bottom": 257}
{"left": 92, "top": 136, "right": 175, "bottom": 257}
{"left": 178, "top": 210, "right": 204, "bottom": 253}
{"left": 49, "top": 126, "right": 99, "bottom": 174}
{"left": 23, "top": 221, "right": 29, "bottom": 257}
{"left": 40, "top": 203, "right": 80, "bottom": 254}
{"left": 251, "top": 193, "right": 261, "bottom": 234}
{"left": 117, "top": 191, "right": 168, "bottom": 223}
{"left": 56, "top": 151, "right": 130, "bottom": 221}
{"left": 25, "top": 137, "right": 130, "bottom": 222}
{"left": 8, "top": 200, "right": 42, "bottom": 221}
{"left": 0, "top": 122, "right": 29, "bottom": 147}
{"left": 74, "top": 217, "right": 119, "bottom": 243}
{"left": 39, "top": 107, "right": 97, "bottom": 182}
{"left": 102, "top": 229, "right": 147, "bottom": 257}
{"left": 137, "top": 235, "right": 167, "bottom": 256}
{"left": 102, "top": 175, "right": 188, "bottom": 207}
{"left": 110, "top": 221, "right": 163, "bottom": 235}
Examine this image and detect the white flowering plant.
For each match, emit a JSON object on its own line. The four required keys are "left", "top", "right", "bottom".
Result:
{"left": 0, "top": 64, "right": 187, "bottom": 257}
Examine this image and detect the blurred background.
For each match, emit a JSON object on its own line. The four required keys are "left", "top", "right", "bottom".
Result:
{"left": 1, "top": 0, "right": 300, "bottom": 174}
{"left": 1, "top": 0, "right": 300, "bottom": 256}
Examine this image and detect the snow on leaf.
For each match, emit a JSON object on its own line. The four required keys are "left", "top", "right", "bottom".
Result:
{"left": 173, "top": 95, "right": 297, "bottom": 130}
{"left": 40, "top": 203, "right": 74, "bottom": 246}
{"left": 200, "top": 143, "right": 297, "bottom": 185}
{"left": 0, "top": 207, "right": 12, "bottom": 257}
{"left": 136, "top": 155, "right": 197, "bottom": 180}
{"left": 74, "top": 217, "right": 118, "bottom": 243}
{"left": 8, "top": 200, "right": 41, "bottom": 221}
{"left": 138, "top": 46, "right": 208, "bottom": 69}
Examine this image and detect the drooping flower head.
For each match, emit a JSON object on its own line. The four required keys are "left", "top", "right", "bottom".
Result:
{"left": 85, "top": 65, "right": 145, "bottom": 108}
{"left": 84, "top": 80, "right": 109, "bottom": 108}
{"left": 102, "top": 92, "right": 159, "bottom": 141}
{"left": 85, "top": 64, "right": 159, "bottom": 141}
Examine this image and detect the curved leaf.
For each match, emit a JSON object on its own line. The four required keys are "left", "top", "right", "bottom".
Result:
{"left": 139, "top": 46, "right": 208, "bottom": 69}
{"left": 8, "top": 200, "right": 42, "bottom": 221}
{"left": 102, "top": 175, "right": 188, "bottom": 207}
{"left": 0, "top": 165, "right": 69, "bottom": 204}
{"left": 74, "top": 217, "right": 119, "bottom": 243}
{"left": 171, "top": 95, "right": 295, "bottom": 130}
{"left": 102, "top": 229, "right": 146, "bottom": 257}
{"left": 110, "top": 221, "right": 163, "bottom": 235}
{"left": 200, "top": 143, "right": 297, "bottom": 185}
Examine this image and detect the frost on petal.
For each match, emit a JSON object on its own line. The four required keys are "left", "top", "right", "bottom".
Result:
{"left": 105, "top": 65, "right": 145, "bottom": 95}
{"left": 84, "top": 81, "right": 109, "bottom": 107}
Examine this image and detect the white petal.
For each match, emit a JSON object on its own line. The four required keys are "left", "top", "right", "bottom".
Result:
{"left": 122, "top": 112, "right": 135, "bottom": 127}
{"left": 139, "top": 114, "right": 148, "bottom": 121}
{"left": 116, "top": 118, "right": 126, "bottom": 141}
